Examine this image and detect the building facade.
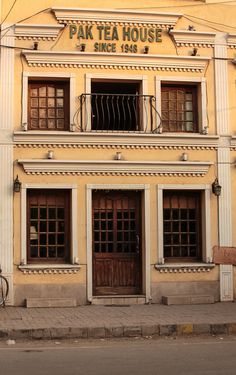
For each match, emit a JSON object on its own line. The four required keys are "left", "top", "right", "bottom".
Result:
{"left": 1, "top": 0, "right": 236, "bottom": 306}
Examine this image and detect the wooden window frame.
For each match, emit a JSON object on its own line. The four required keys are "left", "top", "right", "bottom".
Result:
{"left": 27, "top": 189, "right": 71, "bottom": 264}
{"left": 163, "top": 190, "right": 201, "bottom": 262}
{"left": 161, "top": 84, "right": 198, "bottom": 133}
{"left": 28, "top": 80, "right": 70, "bottom": 131}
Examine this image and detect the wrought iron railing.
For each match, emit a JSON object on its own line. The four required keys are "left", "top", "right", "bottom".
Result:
{"left": 76, "top": 93, "right": 159, "bottom": 132}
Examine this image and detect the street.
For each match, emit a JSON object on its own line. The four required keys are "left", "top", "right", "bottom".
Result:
{"left": 0, "top": 336, "right": 236, "bottom": 375}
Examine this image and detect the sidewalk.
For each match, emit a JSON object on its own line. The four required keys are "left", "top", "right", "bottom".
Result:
{"left": 1, "top": 302, "right": 236, "bottom": 340}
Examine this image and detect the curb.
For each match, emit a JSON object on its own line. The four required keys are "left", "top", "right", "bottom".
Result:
{"left": 1, "top": 323, "right": 236, "bottom": 340}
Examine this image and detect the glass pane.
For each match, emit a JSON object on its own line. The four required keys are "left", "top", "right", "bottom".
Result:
{"left": 49, "top": 208, "right": 56, "bottom": 219}
{"left": 30, "top": 246, "right": 38, "bottom": 257}
{"left": 31, "top": 98, "right": 38, "bottom": 107}
{"left": 31, "top": 119, "right": 38, "bottom": 128}
{"left": 57, "top": 119, "right": 65, "bottom": 129}
{"left": 57, "top": 98, "right": 64, "bottom": 107}
{"left": 49, "top": 222, "right": 56, "bottom": 232}
{"left": 40, "top": 221, "right": 47, "bottom": 232}
{"left": 48, "top": 98, "right": 55, "bottom": 108}
{"left": 48, "top": 119, "right": 55, "bottom": 129}
{"left": 48, "top": 87, "right": 55, "bottom": 97}
{"left": 31, "top": 109, "right": 38, "bottom": 118}
{"left": 40, "top": 247, "right": 47, "bottom": 257}
{"left": 39, "top": 109, "right": 46, "bottom": 118}
{"left": 48, "top": 109, "right": 55, "bottom": 118}
{"left": 30, "top": 208, "right": 38, "bottom": 219}
{"left": 58, "top": 222, "right": 64, "bottom": 231}
{"left": 39, "top": 119, "right": 47, "bottom": 128}
{"left": 40, "top": 234, "right": 47, "bottom": 245}
{"left": 39, "top": 87, "right": 46, "bottom": 96}
{"left": 57, "top": 247, "right": 65, "bottom": 257}
{"left": 49, "top": 247, "right": 56, "bottom": 257}
{"left": 30, "top": 88, "right": 38, "bottom": 97}
{"left": 39, "top": 98, "right": 46, "bottom": 107}
{"left": 40, "top": 208, "right": 47, "bottom": 219}
{"left": 56, "top": 89, "right": 64, "bottom": 97}
{"left": 57, "top": 208, "right": 65, "bottom": 219}
{"left": 57, "top": 109, "right": 64, "bottom": 118}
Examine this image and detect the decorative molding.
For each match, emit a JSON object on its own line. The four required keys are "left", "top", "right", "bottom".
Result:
{"left": 170, "top": 30, "right": 216, "bottom": 47}
{"left": 227, "top": 34, "right": 236, "bottom": 49}
{"left": 22, "top": 50, "right": 210, "bottom": 72}
{"left": 13, "top": 132, "right": 219, "bottom": 149}
{"left": 52, "top": 7, "right": 181, "bottom": 28}
{"left": 18, "top": 159, "right": 213, "bottom": 177}
{"left": 14, "top": 24, "right": 64, "bottom": 40}
{"left": 18, "top": 265, "right": 81, "bottom": 274}
{"left": 230, "top": 136, "right": 236, "bottom": 149}
{"left": 155, "top": 263, "right": 215, "bottom": 273}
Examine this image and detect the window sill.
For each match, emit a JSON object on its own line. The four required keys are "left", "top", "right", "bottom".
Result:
{"left": 155, "top": 263, "right": 215, "bottom": 273}
{"left": 18, "top": 264, "right": 81, "bottom": 274}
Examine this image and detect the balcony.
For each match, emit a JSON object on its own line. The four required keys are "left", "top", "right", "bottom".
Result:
{"left": 77, "top": 93, "right": 158, "bottom": 133}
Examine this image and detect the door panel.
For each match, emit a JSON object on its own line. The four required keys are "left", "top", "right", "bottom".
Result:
{"left": 92, "top": 191, "right": 142, "bottom": 295}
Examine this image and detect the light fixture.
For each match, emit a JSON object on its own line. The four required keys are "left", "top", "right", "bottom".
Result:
{"left": 143, "top": 46, "right": 149, "bottom": 54}
{"left": 212, "top": 178, "right": 222, "bottom": 196}
{"left": 188, "top": 25, "right": 196, "bottom": 31}
{"left": 181, "top": 152, "right": 188, "bottom": 161}
{"left": 191, "top": 47, "right": 198, "bottom": 56}
{"left": 115, "top": 151, "right": 122, "bottom": 160}
{"left": 13, "top": 175, "right": 21, "bottom": 192}
{"left": 33, "top": 42, "right": 38, "bottom": 50}
{"left": 47, "top": 150, "right": 54, "bottom": 159}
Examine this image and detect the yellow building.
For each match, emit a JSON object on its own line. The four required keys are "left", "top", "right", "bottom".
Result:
{"left": 1, "top": 0, "right": 236, "bottom": 306}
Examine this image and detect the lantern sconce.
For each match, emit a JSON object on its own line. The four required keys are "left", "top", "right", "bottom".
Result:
{"left": 212, "top": 178, "right": 222, "bottom": 197}
{"left": 13, "top": 175, "right": 21, "bottom": 193}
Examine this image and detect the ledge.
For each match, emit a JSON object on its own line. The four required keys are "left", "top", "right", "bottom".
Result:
{"left": 13, "top": 131, "right": 219, "bottom": 149}
{"left": 170, "top": 30, "right": 216, "bottom": 47}
{"left": 155, "top": 263, "right": 215, "bottom": 273}
{"left": 51, "top": 7, "right": 182, "bottom": 27}
{"left": 18, "top": 264, "right": 81, "bottom": 274}
{"left": 22, "top": 50, "right": 210, "bottom": 72}
{"left": 14, "top": 24, "right": 64, "bottom": 40}
{"left": 17, "top": 159, "right": 213, "bottom": 177}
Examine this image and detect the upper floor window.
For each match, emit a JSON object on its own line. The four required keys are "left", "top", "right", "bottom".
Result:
{"left": 28, "top": 81, "right": 69, "bottom": 131}
{"left": 161, "top": 85, "right": 198, "bottom": 133}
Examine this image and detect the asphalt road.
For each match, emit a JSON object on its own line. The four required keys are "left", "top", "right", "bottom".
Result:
{"left": 0, "top": 336, "right": 236, "bottom": 375}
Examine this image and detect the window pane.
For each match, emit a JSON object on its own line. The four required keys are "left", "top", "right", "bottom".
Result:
{"left": 39, "top": 87, "right": 46, "bottom": 96}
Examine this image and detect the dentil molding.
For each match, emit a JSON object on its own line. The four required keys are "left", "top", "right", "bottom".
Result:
{"left": 14, "top": 24, "right": 65, "bottom": 40}
{"left": 51, "top": 7, "right": 181, "bottom": 28}
{"left": 17, "top": 159, "right": 213, "bottom": 177}
{"left": 22, "top": 50, "right": 210, "bottom": 72}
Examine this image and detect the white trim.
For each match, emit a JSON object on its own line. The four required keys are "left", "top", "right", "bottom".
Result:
{"left": 155, "top": 76, "right": 208, "bottom": 134}
{"left": 86, "top": 184, "right": 150, "bottom": 302}
{"left": 13, "top": 131, "right": 219, "bottom": 148}
{"left": 20, "top": 184, "right": 78, "bottom": 265}
{"left": 22, "top": 72, "right": 76, "bottom": 131}
{"left": 157, "top": 184, "right": 212, "bottom": 264}
{"left": 85, "top": 73, "right": 148, "bottom": 131}
{"left": 22, "top": 51, "right": 210, "bottom": 73}
{"left": 14, "top": 24, "right": 64, "bottom": 40}
{"left": 18, "top": 159, "right": 213, "bottom": 177}
{"left": 170, "top": 30, "right": 216, "bottom": 47}
{"left": 52, "top": 7, "right": 181, "bottom": 27}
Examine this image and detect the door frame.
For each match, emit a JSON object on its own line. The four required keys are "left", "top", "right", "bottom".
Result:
{"left": 86, "top": 184, "right": 150, "bottom": 303}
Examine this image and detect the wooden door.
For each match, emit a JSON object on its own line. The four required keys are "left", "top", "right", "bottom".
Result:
{"left": 92, "top": 191, "right": 142, "bottom": 295}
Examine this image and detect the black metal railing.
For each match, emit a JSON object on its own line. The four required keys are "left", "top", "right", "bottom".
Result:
{"left": 77, "top": 93, "right": 158, "bottom": 132}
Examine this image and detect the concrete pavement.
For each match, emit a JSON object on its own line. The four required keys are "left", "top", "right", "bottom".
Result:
{"left": 1, "top": 302, "right": 236, "bottom": 340}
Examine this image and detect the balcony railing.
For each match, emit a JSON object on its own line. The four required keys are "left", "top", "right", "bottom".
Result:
{"left": 76, "top": 93, "right": 158, "bottom": 133}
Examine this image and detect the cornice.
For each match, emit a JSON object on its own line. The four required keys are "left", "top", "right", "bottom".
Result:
{"left": 18, "top": 264, "right": 81, "bottom": 274}
{"left": 170, "top": 30, "right": 216, "bottom": 48}
{"left": 51, "top": 7, "right": 182, "bottom": 28}
{"left": 14, "top": 24, "right": 65, "bottom": 40}
{"left": 13, "top": 132, "right": 219, "bottom": 150}
{"left": 22, "top": 50, "right": 210, "bottom": 72}
{"left": 230, "top": 136, "right": 236, "bottom": 149}
{"left": 228, "top": 34, "right": 236, "bottom": 49}
{"left": 17, "top": 159, "right": 213, "bottom": 177}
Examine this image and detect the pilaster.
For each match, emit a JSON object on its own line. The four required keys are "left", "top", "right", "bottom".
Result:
{"left": 0, "top": 25, "right": 14, "bottom": 304}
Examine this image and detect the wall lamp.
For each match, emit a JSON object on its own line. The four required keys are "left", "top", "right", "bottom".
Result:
{"left": 212, "top": 178, "right": 222, "bottom": 197}
{"left": 13, "top": 175, "right": 21, "bottom": 193}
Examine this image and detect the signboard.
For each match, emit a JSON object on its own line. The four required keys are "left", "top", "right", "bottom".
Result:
{"left": 69, "top": 25, "right": 162, "bottom": 53}
{"left": 213, "top": 246, "right": 236, "bottom": 265}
